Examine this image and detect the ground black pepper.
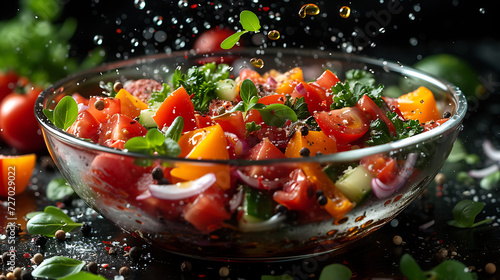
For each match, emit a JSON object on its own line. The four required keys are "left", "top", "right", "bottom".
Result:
{"left": 80, "top": 223, "right": 92, "bottom": 236}
{"left": 34, "top": 235, "right": 47, "bottom": 247}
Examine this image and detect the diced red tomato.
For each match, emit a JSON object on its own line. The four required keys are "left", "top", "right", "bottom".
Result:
{"left": 98, "top": 114, "right": 148, "bottom": 149}
{"left": 311, "top": 69, "right": 340, "bottom": 90}
{"left": 360, "top": 154, "right": 398, "bottom": 184}
{"left": 87, "top": 96, "right": 121, "bottom": 123}
{"left": 72, "top": 93, "right": 89, "bottom": 106}
{"left": 183, "top": 188, "right": 231, "bottom": 233}
{"left": 152, "top": 86, "right": 197, "bottom": 132}
{"left": 245, "top": 138, "right": 293, "bottom": 180}
{"left": 273, "top": 169, "right": 316, "bottom": 212}
{"left": 250, "top": 123, "right": 289, "bottom": 150}
{"left": 258, "top": 94, "right": 287, "bottom": 105}
{"left": 213, "top": 111, "right": 247, "bottom": 139}
{"left": 356, "top": 95, "right": 396, "bottom": 136}
{"left": 423, "top": 118, "right": 449, "bottom": 132}
{"left": 291, "top": 81, "right": 328, "bottom": 114}
{"left": 66, "top": 111, "right": 100, "bottom": 143}
{"left": 314, "top": 107, "right": 369, "bottom": 144}
{"left": 195, "top": 114, "right": 214, "bottom": 128}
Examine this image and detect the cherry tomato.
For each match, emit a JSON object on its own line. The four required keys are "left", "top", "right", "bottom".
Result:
{"left": 193, "top": 27, "right": 240, "bottom": 54}
{"left": 314, "top": 107, "right": 369, "bottom": 144}
{"left": 273, "top": 169, "right": 317, "bottom": 212}
{"left": 356, "top": 95, "right": 396, "bottom": 136}
{"left": 244, "top": 138, "right": 293, "bottom": 180}
{"left": 291, "top": 81, "right": 329, "bottom": 114}
{"left": 66, "top": 111, "right": 100, "bottom": 143}
{"left": 423, "top": 118, "right": 449, "bottom": 132}
{"left": 0, "top": 71, "right": 20, "bottom": 102}
{"left": 98, "top": 113, "right": 148, "bottom": 149}
{"left": 0, "top": 85, "right": 46, "bottom": 152}
{"left": 86, "top": 96, "right": 121, "bottom": 123}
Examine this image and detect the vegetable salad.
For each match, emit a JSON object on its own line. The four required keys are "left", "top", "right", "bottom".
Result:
{"left": 47, "top": 62, "right": 449, "bottom": 233}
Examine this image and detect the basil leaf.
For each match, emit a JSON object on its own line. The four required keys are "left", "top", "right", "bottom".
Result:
{"left": 399, "top": 254, "right": 426, "bottom": 280}
{"left": 32, "top": 256, "right": 85, "bottom": 279}
{"left": 124, "top": 136, "right": 152, "bottom": 154}
{"left": 240, "top": 10, "right": 261, "bottom": 32}
{"left": 258, "top": 104, "right": 298, "bottom": 127}
{"left": 43, "top": 108, "right": 55, "bottom": 123}
{"left": 164, "top": 116, "right": 184, "bottom": 142}
{"left": 60, "top": 271, "right": 108, "bottom": 280}
{"left": 240, "top": 79, "right": 258, "bottom": 105}
{"left": 46, "top": 177, "right": 74, "bottom": 201}
{"left": 25, "top": 211, "right": 44, "bottom": 220}
{"left": 448, "top": 199, "right": 492, "bottom": 228}
{"left": 319, "top": 264, "right": 352, "bottom": 280}
{"left": 27, "top": 206, "right": 82, "bottom": 237}
{"left": 53, "top": 96, "right": 78, "bottom": 130}
{"left": 432, "top": 260, "right": 476, "bottom": 280}
{"left": 220, "top": 31, "right": 247, "bottom": 50}
{"left": 161, "top": 138, "right": 182, "bottom": 157}
{"left": 146, "top": 129, "right": 166, "bottom": 147}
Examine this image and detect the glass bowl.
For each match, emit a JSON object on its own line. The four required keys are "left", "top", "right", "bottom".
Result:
{"left": 35, "top": 49, "right": 466, "bottom": 261}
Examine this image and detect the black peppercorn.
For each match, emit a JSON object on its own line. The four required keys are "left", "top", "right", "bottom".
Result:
{"left": 299, "top": 147, "right": 310, "bottom": 157}
{"left": 275, "top": 204, "right": 288, "bottom": 215}
{"left": 34, "top": 235, "right": 47, "bottom": 247}
{"left": 300, "top": 126, "right": 309, "bottom": 136}
{"left": 317, "top": 195, "right": 328, "bottom": 206}
{"left": 87, "top": 262, "right": 98, "bottom": 274}
{"left": 80, "top": 223, "right": 92, "bottom": 236}
{"left": 152, "top": 167, "right": 164, "bottom": 181}
{"left": 443, "top": 111, "right": 451, "bottom": 118}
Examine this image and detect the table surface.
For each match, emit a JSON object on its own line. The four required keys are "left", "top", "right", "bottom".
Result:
{"left": 1, "top": 43, "right": 500, "bottom": 280}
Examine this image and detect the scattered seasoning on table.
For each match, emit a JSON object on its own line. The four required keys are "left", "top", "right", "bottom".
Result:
{"left": 219, "top": 266, "right": 230, "bottom": 277}
{"left": 32, "top": 253, "right": 44, "bottom": 265}
{"left": 80, "top": 223, "right": 92, "bottom": 236}
{"left": 180, "top": 261, "right": 192, "bottom": 272}
{"left": 12, "top": 267, "right": 22, "bottom": 280}
{"left": 485, "top": 263, "right": 496, "bottom": 275}
{"left": 127, "top": 246, "right": 141, "bottom": 261}
{"left": 87, "top": 261, "right": 98, "bottom": 274}
{"left": 119, "top": 266, "right": 131, "bottom": 276}
{"left": 434, "top": 173, "right": 446, "bottom": 185}
{"left": 392, "top": 235, "right": 403, "bottom": 245}
{"left": 55, "top": 229, "right": 66, "bottom": 240}
{"left": 434, "top": 247, "right": 449, "bottom": 263}
{"left": 21, "top": 269, "right": 34, "bottom": 280}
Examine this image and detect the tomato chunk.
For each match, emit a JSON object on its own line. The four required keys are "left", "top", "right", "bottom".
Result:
{"left": 314, "top": 107, "right": 369, "bottom": 144}
{"left": 66, "top": 111, "right": 100, "bottom": 143}
{"left": 98, "top": 114, "right": 147, "bottom": 149}
{"left": 87, "top": 96, "right": 121, "bottom": 123}
{"left": 153, "top": 86, "right": 197, "bottom": 132}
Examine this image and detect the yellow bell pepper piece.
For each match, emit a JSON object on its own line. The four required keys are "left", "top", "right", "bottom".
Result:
{"left": 397, "top": 86, "right": 440, "bottom": 123}
{"left": 115, "top": 88, "right": 149, "bottom": 119}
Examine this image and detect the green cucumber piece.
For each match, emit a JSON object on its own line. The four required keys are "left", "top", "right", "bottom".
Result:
{"left": 335, "top": 165, "right": 373, "bottom": 204}
{"left": 215, "top": 79, "right": 238, "bottom": 101}
{"left": 139, "top": 108, "right": 158, "bottom": 128}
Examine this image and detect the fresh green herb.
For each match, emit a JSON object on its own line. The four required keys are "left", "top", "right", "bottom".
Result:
{"left": 46, "top": 177, "right": 75, "bottom": 201}
{"left": 331, "top": 70, "right": 384, "bottom": 109}
{"left": 365, "top": 119, "right": 391, "bottom": 146}
{"left": 283, "top": 96, "right": 310, "bottom": 120}
{"left": 448, "top": 199, "right": 493, "bottom": 228}
{"left": 319, "top": 264, "right": 352, "bottom": 280}
{"left": 60, "top": 272, "right": 108, "bottom": 280}
{"left": 387, "top": 111, "right": 424, "bottom": 139}
{"left": 457, "top": 171, "right": 475, "bottom": 185}
{"left": 400, "top": 253, "right": 476, "bottom": 280}
{"left": 124, "top": 128, "right": 181, "bottom": 157}
{"left": 221, "top": 10, "right": 261, "bottom": 50}
{"left": 43, "top": 96, "right": 79, "bottom": 130}
{"left": 27, "top": 206, "right": 83, "bottom": 237}
{"left": 258, "top": 103, "right": 298, "bottom": 127}
{"left": 172, "top": 62, "right": 230, "bottom": 113}
{"left": 148, "top": 83, "right": 172, "bottom": 106}
{"left": 447, "top": 140, "right": 480, "bottom": 164}
{"left": 99, "top": 81, "right": 118, "bottom": 97}
{"left": 233, "top": 79, "right": 297, "bottom": 127}
{"left": 32, "top": 256, "right": 85, "bottom": 279}
{"left": 480, "top": 170, "right": 500, "bottom": 190}
{"left": 245, "top": 121, "right": 262, "bottom": 135}
{"left": 163, "top": 116, "right": 184, "bottom": 143}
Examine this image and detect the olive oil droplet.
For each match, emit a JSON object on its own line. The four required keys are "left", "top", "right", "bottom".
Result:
{"left": 339, "top": 6, "right": 351, "bottom": 18}
{"left": 250, "top": 58, "right": 264, "bottom": 68}
{"left": 298, "top": 4, "right": 320, "bottom": 18}
{"left": 267, "top": 30, "right": 280, "bottom": 40}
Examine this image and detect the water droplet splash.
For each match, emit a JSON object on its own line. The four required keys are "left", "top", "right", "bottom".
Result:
{"left": 93, "top": 35, "right": 104, "bottom": 45}
{"left": 250, "top": 58, "right": 264, "bottom": 68}
{"left": 339, "top": 6, "right": 351, "bottom": 18}
{"left": 298, "top": 4, "right": 320, "bottom": 18}
{"left": 267, "top": 30, "right": 280, "bottom": 40}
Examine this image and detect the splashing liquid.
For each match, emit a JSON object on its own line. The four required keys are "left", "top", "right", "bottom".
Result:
{"left": 267, "top": 30, "right": 280, "bottom": 40}
{"left": 250, "top": 58, "right": 264, "bottom": 68}
{"left": 298, "top": 4, "right": 320, "bottom": 18}
{"left": 339, "top": 6, "right": 351, "bottom": 18}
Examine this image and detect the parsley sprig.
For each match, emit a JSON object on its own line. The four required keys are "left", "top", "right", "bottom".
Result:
{"left": 220, "top": 10, "right": 261, "bottom": 50}
{"left": 366, "top": 111, "right": 424, "bottom": 146}
{"left": 331, "top": 69, "right": 384, "bottom": 109}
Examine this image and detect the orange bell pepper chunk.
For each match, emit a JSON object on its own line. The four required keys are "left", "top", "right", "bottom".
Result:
{"left": 170, "top": 124, "right": 231, "bottom": 190}
{"left": 152, "top": 86, "right": 197, "bottom": 132}
{"left": 0, "top": 154, "right": 36, "bottom": 197}
{"left": 285, "top": 129, "right": 337, "bottom": 158}
{"left": 115, "top": 88, "right": 149, "bottom": 119}
{"left": 301, "top": 163, "right": 354, "bottom": 220}
{"left": 397, "top": 86, "right": 440, "bottom": 123}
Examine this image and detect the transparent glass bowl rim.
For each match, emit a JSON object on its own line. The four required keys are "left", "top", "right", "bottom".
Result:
{"left": 35, "top": 48, "right": 467, "bottom": 166}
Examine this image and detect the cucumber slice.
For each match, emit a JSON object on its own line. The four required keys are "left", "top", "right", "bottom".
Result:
{"left": 335, "top": 165, "right": 373, "bottom": 204}
{"left": 215, "top": 79, "right": 238, "bottom": 101}
{"left": 139, "top": 108, "right": 158, "bottom": 128}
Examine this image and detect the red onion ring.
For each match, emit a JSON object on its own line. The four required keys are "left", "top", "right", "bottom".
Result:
{"left": 137, "top": 173, "right": 216, "bottom": 201}
{"left": 233, "top": 169, "right": 283, "bottom": 190}
{"left": 483, "top": 140, "right": 500, "bottom": 161}
{"left": 371, "top": 153, "right": 418, "bottom": 199}
{"left": 469, "top": 164, "right": 499, "bottom": 178}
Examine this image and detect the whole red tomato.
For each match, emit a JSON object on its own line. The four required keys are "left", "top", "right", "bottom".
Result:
{"left": 0, "top": 71, "right": 21, "bottom": 102}
{"left": 193, "top": 27, "right": 241, "bottom": 53}
{"left": 0, "top": 84, "right": 46, "bottom": 152}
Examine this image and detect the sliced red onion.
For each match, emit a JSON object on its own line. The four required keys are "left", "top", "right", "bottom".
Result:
{"left": 469, "top": 164, "right": 499, "bottom": 178}
{"left": 234, "top": 169, "right": 283, "bottom": 190}
{"left": 371, "top": 153, "right": 418, "bottom": 199}
{"left": 266, "top": 76, "right": 277, "bottom": 86}
{"left": 145, "top": 173, "right": 216, "bottom": 200}
{"left": 238, "top": 214, "right": 287, "bottom": 232}
{"left": 136, "top": 190, "right": 152, "bottom": 201}
{"left": 295, "top": 82, "right": 307, "bottom": 96}
{"left": 483, "top": 140, "right": 500, "bottom": 161}
{"left": 78, "top": 103, "right": 89, "bottom": 114}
